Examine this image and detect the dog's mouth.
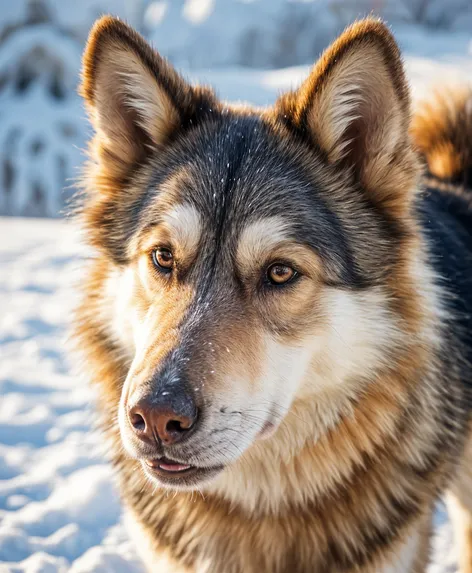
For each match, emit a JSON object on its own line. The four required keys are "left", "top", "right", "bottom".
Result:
{"left": 145, "top": 458, "right": 195, "bottom": 473}
{"left": 144, "top": 456, "right": 195, "bottom": 475}
{"left": 142, "top": 456, "right": 224, "bottom": 486}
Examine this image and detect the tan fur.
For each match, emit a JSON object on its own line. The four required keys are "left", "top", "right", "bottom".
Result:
{"left": 412, "top": 87, "right": 472, "bottom": 184}
{"left": 75, "top": 16, "right": 472, "bottom": 573}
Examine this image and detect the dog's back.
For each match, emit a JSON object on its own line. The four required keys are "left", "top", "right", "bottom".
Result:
{"left": 413, "top": 89, "right": 472, "bottom": 573}
{"left": 414, "top": 90, "right": 472, "bottom": 402}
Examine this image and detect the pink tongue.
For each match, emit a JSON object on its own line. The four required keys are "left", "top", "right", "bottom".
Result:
{"left": 159, "top": 462, "right": 191, "bottom": 472}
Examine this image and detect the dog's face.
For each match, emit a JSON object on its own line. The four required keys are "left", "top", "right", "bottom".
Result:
{"left": 81, "top": 18, "right": 418, "bottom": 489}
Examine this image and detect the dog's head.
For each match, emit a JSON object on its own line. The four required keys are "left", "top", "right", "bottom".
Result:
{"left": 81, "top": 17, "right": 419, "bottom": 490}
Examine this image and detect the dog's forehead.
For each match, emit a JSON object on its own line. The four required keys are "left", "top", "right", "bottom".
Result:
{"left": 142, "top": 115, "right": 307, "bottom": 238}
{"left": 168, "top": 116, "right": 316, "bottom": 227}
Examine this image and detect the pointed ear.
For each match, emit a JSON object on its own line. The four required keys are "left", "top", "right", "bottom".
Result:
{"left": 81, "top": 16, "right": 211, "bottom": 178}
{"left": 277, "top": 19, "right": 418, "bottom": 216}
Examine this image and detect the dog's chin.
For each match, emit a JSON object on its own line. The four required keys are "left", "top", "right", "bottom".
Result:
{"left": 139, "top": 424, "right": 280, "bottom": 490}
{"left": 141, "top": 458, "right": 225, "bottom": 490}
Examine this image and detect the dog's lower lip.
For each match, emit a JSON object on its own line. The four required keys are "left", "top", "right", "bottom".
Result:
{"left": 145, "top": 457, "right": 194, "bottom": 473}
{"left": 142, "top": 458, "right": 224, "bottom": 484}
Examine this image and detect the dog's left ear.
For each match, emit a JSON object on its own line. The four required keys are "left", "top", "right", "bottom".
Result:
{"left": 277, "top": 19, "right": 418, "bottom": 216}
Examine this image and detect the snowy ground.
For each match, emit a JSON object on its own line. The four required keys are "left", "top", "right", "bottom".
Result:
{"left": 2, "top": 55, "right": 472, "bottom": 571}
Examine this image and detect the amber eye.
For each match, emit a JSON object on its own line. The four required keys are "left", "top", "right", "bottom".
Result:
{"left": 152, "top": 248, "right": 174, "bottom": 272}
{"left": 266, "top": 263, "right": 297, "bottom": 286}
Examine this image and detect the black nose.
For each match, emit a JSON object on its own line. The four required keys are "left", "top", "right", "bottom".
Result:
{"left": 128, "top": 390, "right": 198, "bottom": 446}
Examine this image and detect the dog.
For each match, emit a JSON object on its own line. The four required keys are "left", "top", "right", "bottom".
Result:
{"left": 74, "top": 15, "right": 472, "bottom": 572}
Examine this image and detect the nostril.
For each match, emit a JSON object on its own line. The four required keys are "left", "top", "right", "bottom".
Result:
{"left": 165, "top": 419, "right": 186, "bottom": 434}
{"left": 130, "top": 412, "right": 146, "bottom": 432}
{"left": 165, "top": 411, "right": 197, "bottom": 436}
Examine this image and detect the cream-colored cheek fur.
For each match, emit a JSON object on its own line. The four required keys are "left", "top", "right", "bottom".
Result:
{"left": 105, "top": 264, "right": 170, "bottom": 457}
{"left": 104, "top": 262, "right": 155, "bottom": 357}
{"left": 248, "top": 286, "right": 403, "bottom": 439}
{"left": 300, "top": 286, "right": 405, "bottom": 396}
{"left": 213, "top": 335, "right": 318, "bottom": 440}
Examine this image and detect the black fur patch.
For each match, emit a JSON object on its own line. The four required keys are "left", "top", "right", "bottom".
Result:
{"left": 419, "top": 184, "right": 472, "bottom": 405}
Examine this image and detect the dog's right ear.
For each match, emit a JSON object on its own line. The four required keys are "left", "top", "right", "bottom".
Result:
{"left": 275, "top": 19, "right": 417, "bottom": 218}
{"left": 81, "top": 16, "right": 210, "bottom": 178}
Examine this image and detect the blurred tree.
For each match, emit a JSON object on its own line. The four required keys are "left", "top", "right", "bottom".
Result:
{"left": 0, "top": 0, "right": 83, "bottom": 216}
{"left": 396, "top": 0, "right": 472, "bottom": 29}
{"left": 0, "top": 0, "right": 144, "bottom": 216}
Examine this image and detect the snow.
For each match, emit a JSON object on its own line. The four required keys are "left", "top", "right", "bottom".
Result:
{"left": 1, "top": 49, "right": 472, "bottom": 572}
{"left": 0, "top": 18, "right": 85, "bottom": 217}
{"left": 0, "top": 218, "right": 144, "bottom": 573}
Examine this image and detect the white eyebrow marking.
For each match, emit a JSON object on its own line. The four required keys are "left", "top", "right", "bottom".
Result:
{"left": 162, "top": 203, "right": 202, "bottom": 255}
{"left": 237, "top": 216, "right": 291, "bottom": 269}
